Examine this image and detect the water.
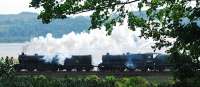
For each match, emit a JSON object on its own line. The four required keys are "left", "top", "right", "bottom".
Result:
{"left": 0, "top": 43, "right": 25, "bottom": 58}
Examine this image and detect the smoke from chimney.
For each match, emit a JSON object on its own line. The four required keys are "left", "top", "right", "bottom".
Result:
{"left": 22, "top": 18, "right": 165, "bottom": 65}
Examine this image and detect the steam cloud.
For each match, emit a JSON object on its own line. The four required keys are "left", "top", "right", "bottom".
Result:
{"left": 23, "top": 19, "right": 166, "bottom": 65}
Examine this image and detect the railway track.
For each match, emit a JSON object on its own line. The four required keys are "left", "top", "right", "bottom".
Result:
{"left": 15, "top": 71, "right": 172, "bottom": 77}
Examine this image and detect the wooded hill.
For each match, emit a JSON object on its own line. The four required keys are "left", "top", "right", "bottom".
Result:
{"left": 0, "top": 12, "right": 90, "bottom": 42}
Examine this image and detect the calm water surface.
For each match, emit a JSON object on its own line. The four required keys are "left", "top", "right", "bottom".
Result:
{"left": 0, "top": 43, "right": 25, "bottom": 58}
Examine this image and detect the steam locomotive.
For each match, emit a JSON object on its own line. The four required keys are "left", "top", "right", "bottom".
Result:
{"left": 14, "top": 52, "right": 171, "bottom": 72}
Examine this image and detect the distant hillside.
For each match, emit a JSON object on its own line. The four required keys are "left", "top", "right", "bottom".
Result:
{"left": 0, "top": 12, "right": 91, "bottom": 43}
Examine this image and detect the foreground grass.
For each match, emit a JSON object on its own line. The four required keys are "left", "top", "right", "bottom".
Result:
{"left": 142, "top": 75, "right": 173, "bottom": 83}
{"left": 0, "top": 75, "right": 174, "bottom": 87}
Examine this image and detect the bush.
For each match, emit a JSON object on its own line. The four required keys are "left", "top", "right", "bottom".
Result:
{"left": 0, "top": 64, "right": 175, "bottom": 87}
{"left": 173, "top": 77, "right": 200, "bottom": 87}
{"left": 0, "top": 56, "right": 15, "bottom": 79}
{"left": 157, "top": 81, "right": 174, "bottom": 87}
{"left": 0, "top": 75, "right": 158, "bottom": 87}
{"left": 115, "top": 77, "right": 149, "bottom": 87}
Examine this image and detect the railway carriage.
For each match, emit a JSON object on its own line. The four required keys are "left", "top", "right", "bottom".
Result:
{"left": 98, "top": 53, "right": 127, "bottom": 71}
{"left": 63, "top": 55, "right": 93, "bottom": 71}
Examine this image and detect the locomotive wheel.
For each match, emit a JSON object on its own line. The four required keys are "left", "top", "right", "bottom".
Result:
{"left": 37, "top": 69, "right": 42, "bottom": 72}
{"left": 85, "top": 68, "right": 91, "bottom": 72}
{"left": 37, "top": 68, "right": 47, "bottom": 72}
{"left": 76, "top": 68, "right": 82, "bottom": 71}
{"left": 158, "top": 67, "right": 165, "bottom": 72}
{"left": 51, "top": 68, "right": 58, "bottom": 72}
{"left": 127, "top": 68, "right": 136, "bottom": 72}
{"left": 101, "top": 67, "right": 111, "bottom": 72}
{"left": 119, "top": 68, "right": 125, "bottom": 72}
{"left": 111, "top": 68, "right": 118, "bottom": 72}
{"left": 28, "top": 68, "right": 34, "bottom": 72}
{"left": 14, "top": 64, "right": 22, "bottom": 72}
{"left": 142, "top": 69, "right": 147, "bottom": 72}
{"left": 141, "top": 68, "right": 148, "bottom": 72}
{"left": 98, "top": 67, "right": 105, "bottom": 72}
{"left": 14, "top": 67, "right": 21, "bottom": 72}
{"left": 66, "top": 68, "right": 72, "bottom": 71}
{"left": 98, "top": 66, "right": 104, "bottom": 71}
{"left": 15, "top": 68, "right": 21, "bottom": 72}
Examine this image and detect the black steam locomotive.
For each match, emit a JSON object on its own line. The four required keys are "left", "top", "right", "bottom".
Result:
{"left": 98, "top": 53, "right": 171, "bottom": 72}
{"left": 14, "top": 52, "right": 171, "bottom": 72}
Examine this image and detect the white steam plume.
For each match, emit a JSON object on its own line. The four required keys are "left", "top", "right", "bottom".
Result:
{"left": 23, "top": 18, "right": 165, "bottom": 65}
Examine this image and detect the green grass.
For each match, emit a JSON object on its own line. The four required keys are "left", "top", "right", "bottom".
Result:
{"left": 142, "top": 75, "right": 173, "bottom": 83}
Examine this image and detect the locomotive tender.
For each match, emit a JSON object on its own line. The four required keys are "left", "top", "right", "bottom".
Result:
{"left": 14, "top": 52, "right": 171, "bottom": 72}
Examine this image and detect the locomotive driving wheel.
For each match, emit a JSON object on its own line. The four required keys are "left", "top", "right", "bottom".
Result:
{"left": 27, "top": 68, "right": 34, "bottom": 72}
{"left": 118, "top": 67, "right": 125, "bottom": 72}
{"left": 66, "top": 68, "right": 72, "bottom": 71}
{"left": 51, "top": 67, "right": 58, "bottom": 72}
{"left": 158, "top": 66, "right": 165, "bottom": 72}
{"left": 76, "top": 67, "right": 82, "bottom": 72}
{"left": 85, "top": 68, "right": 91, "bottom": 72}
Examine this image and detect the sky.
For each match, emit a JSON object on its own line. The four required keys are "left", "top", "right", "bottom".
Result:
{"left": 0, "top": 0, "right": 139, "bottom": 15}
{"left": 0, "top": 0, "right": 149, "bottom": 15}
{"left": 0, "top": 0, "right": 93, "bottom": 16}
{"left": 0, "top": 0, "right": 39, "bottom": 14}
{"left": 0, "top": 0, "right": 197, "bottom": 15}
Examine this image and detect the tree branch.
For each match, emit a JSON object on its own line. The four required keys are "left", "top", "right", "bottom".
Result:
{"left": 66, "top": 0, "right": 139, "bottom": 14}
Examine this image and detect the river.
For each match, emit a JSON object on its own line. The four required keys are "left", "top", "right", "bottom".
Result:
{"left": 0, "top": 43, "right": 25, "bottom": 58}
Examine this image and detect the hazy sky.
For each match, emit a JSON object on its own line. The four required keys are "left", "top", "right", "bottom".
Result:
{"left": 0, "top": 0, "right": 93, "bottom": 16}
{"left": 0, "top": 0, "right": 39, "bottom": 14}
{"left": 0, "top": 0, "right": 197, "bottom": 15}
{"left": 0, "top": 0, "right": 140, "bottom": 15}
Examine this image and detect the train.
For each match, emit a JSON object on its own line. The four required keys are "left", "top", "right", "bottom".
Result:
{"left": 14, "top": 52, "right": 172, "bottom": 72}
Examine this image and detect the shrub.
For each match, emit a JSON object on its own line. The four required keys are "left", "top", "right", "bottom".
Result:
{"left": 0, "top": 74, "right": 175, "bottom": 87}
{"left": 115, "top": 77, "right": 149, "bottom": 87}
{"left": 157, "top": 81, "right": 174, "bottom": 87}
{"left": 0, "top": 56, "right": 15, "bottom": 79}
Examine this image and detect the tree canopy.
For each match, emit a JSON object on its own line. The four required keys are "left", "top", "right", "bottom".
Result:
{"left": 30, "top": 0, "right": 200, "bottom": 85}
